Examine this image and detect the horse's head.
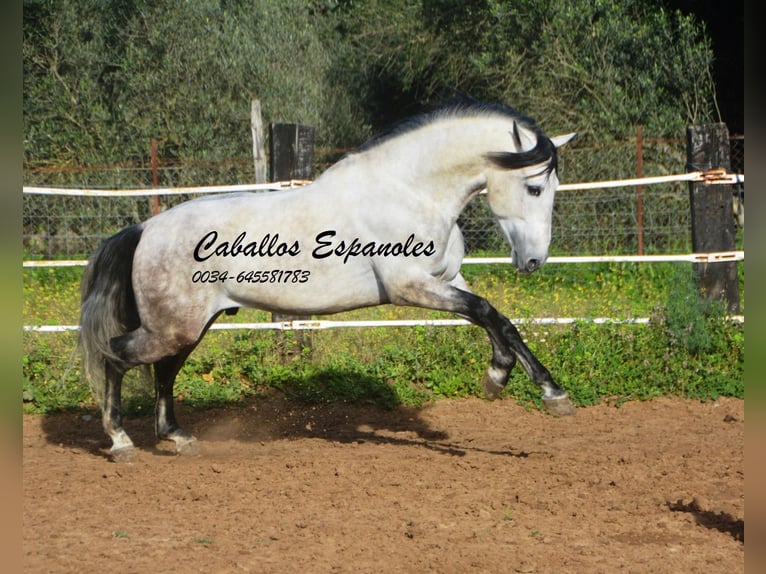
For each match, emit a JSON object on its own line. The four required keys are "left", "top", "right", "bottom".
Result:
{"left": 483, "top": 122, "right": 576, "bottom": 273}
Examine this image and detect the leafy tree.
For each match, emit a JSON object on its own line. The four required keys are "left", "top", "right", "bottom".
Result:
{"left": 23, "top": 0, "right": 367, "bottom": 165}
{"left": 335, "top": 0, "right": 717, "bottom": 140}
{"left": 23, "top": 0, "right": 718, "bottom": 166}
{"left": 23, "top": 0, "right": 138, "bottom": 163}
{"left": 529, "top": 0, "right": 717, "bottom": 138}
{"left": 113, "top": 0, "right": 368, "bottom": 160}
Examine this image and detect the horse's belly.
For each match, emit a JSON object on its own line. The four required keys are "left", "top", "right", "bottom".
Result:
{"left": 219, "top": 265, "right": 385, "bottom": 315}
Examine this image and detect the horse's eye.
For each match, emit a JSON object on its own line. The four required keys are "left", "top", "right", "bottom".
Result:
{"left": 527, "top": 185, "right": 542, "bottom": 197}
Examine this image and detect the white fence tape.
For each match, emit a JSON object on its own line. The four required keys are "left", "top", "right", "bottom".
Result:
{"left": 21, "top": 170, "right": 742, "bottom": 197}
{"left": 21, "top": 179, "right": 312, "bottom": 197}
{"left": 471, "top": 251, "right": 745, "bottom": 265}
{"left": 558, "top": 171, "right": 743, "bottom": 191}
{"left": 21, "top": 251, "right": 745, "bottom": 268}
{"left": 23, "top": 315, "right": 744, "bottom": 333}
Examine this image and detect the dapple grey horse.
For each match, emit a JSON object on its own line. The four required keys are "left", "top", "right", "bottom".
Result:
{"left": 80, "top": 100, "right": 576, "bottom": 461}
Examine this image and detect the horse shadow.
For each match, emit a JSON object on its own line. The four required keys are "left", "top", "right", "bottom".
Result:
{"left": 667, "top": 499, "right": 744, "bottom": 543}
{"left": 37, "top": 368, "right": 532, "bottom": 461}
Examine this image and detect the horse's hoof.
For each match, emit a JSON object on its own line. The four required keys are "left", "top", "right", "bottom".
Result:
{"left": 110, "top": 446, "right": 137, "bottom": 463}
{"left": 542, "top": 396, "right": 576, "bottom": 416}
{"left": 176, "top": 438, "right": 200, "bottom": 456}
{"left": 481, "top": 372, "right": 505, "bottom": 400}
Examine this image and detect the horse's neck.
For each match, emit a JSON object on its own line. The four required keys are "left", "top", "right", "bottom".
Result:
{"left": 320, "top": 121, "right": 490, "bottom": 216}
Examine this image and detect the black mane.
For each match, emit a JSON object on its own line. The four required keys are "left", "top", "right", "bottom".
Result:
{"left": 352, "top": 98, "right": 557, "bottom": 174}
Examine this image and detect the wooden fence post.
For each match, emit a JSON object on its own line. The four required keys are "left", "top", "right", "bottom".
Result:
{"left": 151, "top": 138, "right": 160, "bottom": 215}
{"left": 269, "top": 123, "right": 316, "bottom": 181}
{"left": 269, "top": 123, "right": 316, "bottom": 359}
{"left": 251, "top": 100, "right": 267, "bottom": 184}
{"left": 686, "top": 123, "right": 740, "bottom": 313}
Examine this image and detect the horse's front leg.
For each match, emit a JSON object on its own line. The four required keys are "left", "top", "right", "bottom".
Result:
{"left": 465, "top": 294, "right": 575, "bottom": 415}
{"left": 154, "top": 351, "right": 199, "bottom": 455}
{"left": 392, "top": 278, "right": 575, "bottom": 416}
{"left": 448, "top": 274, "right": 519, "bottom": 399}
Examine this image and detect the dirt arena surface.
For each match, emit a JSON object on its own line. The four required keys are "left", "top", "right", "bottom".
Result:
{"left": 23, "top": 395, "right": 743, "bottom": 573}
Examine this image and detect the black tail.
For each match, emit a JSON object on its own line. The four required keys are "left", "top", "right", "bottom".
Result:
{"left": 79, "top": 224, "right": 143, "bottom": 407}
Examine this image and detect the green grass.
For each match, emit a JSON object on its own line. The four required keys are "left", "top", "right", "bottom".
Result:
{"left": 22, "top": 260, "right": 744, "bottom": 415}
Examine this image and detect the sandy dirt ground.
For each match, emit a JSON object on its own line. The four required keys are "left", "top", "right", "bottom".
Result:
{"left": 23, "top": 395, "right": 743, "bottom": 573}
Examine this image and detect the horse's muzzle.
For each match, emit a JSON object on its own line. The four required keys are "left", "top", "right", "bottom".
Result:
{"left": 514, "top": 256, "right": 544, "bottom": 274}
{"left": 525, "top": 258, "right": 542, "bottom": 273}
{"left": 510, "top": 249, "right": 546, "bottom": 274}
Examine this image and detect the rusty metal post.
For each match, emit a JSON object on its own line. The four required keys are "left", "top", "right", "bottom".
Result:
{"left": 636, "top": 125, "right": 644, "bottom": 255}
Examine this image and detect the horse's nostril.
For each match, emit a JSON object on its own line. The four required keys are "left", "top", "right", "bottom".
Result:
{"left": 527, "top": 259, "right": 540, "bottom": 272}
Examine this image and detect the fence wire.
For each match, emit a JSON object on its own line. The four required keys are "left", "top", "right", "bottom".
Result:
{"left": 23, "top": 137, "right": 743, "bottom": 260}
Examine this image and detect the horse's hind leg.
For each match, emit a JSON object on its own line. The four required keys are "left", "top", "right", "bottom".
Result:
{"left": 154, "top": 348, "right": 199, "bottom": 455}
{"left": 103, "top": 361, "right": 138, "bottom": 462}
{"left": 106, "top": 325, "right": 199, "bottom": 459}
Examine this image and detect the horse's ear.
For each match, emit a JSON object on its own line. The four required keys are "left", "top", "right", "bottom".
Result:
{"left": 510, "top": 121, "right": 537, "bottom": 151}
{"left": 510, "top": 121, "right": 523, "bottom": 149}
{"left": 550, "top": 132, "right": 577, "bottom": 148}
